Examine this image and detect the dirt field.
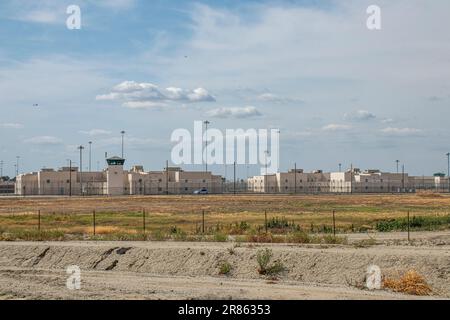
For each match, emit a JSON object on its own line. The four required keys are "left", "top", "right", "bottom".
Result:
{"left": 0, "top": 194, "right": 448, "bottom": 299}
{"left": 0, "top": 240, "right": 448, "bottom": 300}
{"left": 2, "top": 194, "right": 450, "bottom": 215}
{"left": 1, "top": 194, "right": 449, "bottom": 238}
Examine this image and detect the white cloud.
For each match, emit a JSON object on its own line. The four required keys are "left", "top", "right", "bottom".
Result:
{"left": 94, "top": 0, "right": 136, "bottom": 9}
{"left": 344, "top": 110, "right": 376, "bottom": 121}
{"left": 257, "top": 93, "right": 302, "bottom": 104}
{"left": 122, "top": 101, "right": 167, "bottom": 109}
{"left": 380, "top": 127, "right": 423, "bottom": 136}
{"left": 207, "top": 106, "right": 262, "bottom": 119}
{"left": 96, "top": 81, "right": 215, "bottom": 108}
{"left": 24, "top": 136, "right": 63, "bottom": 145}
{"left": 18, "top": 10, "right": 60, "bottom": 24}
{"left": 322, "top": 124, "right": 352, "bottom": 131}
{"left": 97, "top": 136, "right": 165, "bottom": 150}
{"left": 79, "top": 129, "right": 112, "bottom": 136}
{"left": 381, "top": 118, "right": 395, "bottom": 124}
{"left": 0, "top": 123, "right": 23, "bottom": 129}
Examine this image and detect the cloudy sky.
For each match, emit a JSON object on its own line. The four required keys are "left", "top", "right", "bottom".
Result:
{"left": 0, "top": 0, "right": 449, "bottom": 178}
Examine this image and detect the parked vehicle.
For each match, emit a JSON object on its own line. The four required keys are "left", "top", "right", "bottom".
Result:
{"left": 193, "top": 188, "right": 209, "bottom": 195}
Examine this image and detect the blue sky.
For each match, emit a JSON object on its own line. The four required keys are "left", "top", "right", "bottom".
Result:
{"left": 0, "top": 0, "right": 450, "bottom": 178}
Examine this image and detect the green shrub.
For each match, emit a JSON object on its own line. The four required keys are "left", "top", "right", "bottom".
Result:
{"left": 287, "top": 231, "right": 310, "bottom": 244}
{"left": 0, "top": 229, "right": 66, "bottom": 241}
{"left": 256, "top": 248, "right": 285, "bottom": 276}
{"left": 214, "top": 232, "right": 228, "bottom": 242}
{"left": 218, "top": 261, "right": 232, "bottom": 275}
{"left": 376, "top": 215, "right": 450, "bottom": 232}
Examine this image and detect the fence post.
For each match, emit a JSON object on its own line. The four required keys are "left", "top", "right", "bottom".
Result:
{"left": 143, "top": 208, "right": 146, "bottom": 239}
{"left": 38, "top": 210, "right": 41, "bottom": 232}
{"left": 93, "top": 210, "right": 96, "bottom": 236}
{"left": 332, "top": 210, "right": 336, "bottom": 237}
{"left": 407, "top": 211, "right": 410, "bottom": 242}
{"left": 202, "top": 210, "right": 205, "bottom": 234}
{"left": 264, "top": 210, "right": 268, "bottom": 234}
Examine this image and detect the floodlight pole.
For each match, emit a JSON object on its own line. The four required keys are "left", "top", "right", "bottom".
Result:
{"left": 264, "top": 150, "right": 269, "bottom": 194}
{"left": 88, "top": 141, "right": 92, "bottom": 172}
{"left": 447, "top": 153, "right": 450, "bottom": 193}
{"left": 68, "top": 159, "right": 72, "bottom": 197}
{"left": 78, "top": 146, "right": 84, "bottom": 195}
{"left": 15, "top": 156, "right": 20, "bottom": 177}
{"left": 294, "top": 163, "right": 297, "bottom": 194}
{"left": 121, "top": 131, "right": 125, "bottom": 159}
{"left": 204, "top": 120, "right": 210, "bottom": 173}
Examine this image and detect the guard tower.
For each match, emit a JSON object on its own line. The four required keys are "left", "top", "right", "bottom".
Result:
{"left": 106, "top": 156, "right": 125, "bottom": 196}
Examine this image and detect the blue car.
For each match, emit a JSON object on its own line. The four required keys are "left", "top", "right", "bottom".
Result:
{"left": 194, "top": 188, "right": 209, "bottom": 195}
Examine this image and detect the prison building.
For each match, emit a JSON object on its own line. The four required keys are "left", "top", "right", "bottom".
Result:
{"left": 247, "top": 169, "right": 331, "bottom": 194}
{"left": 128, "top": 166, "right": 223, "bottom": 195}
{"left": 15, "top": 157, "right": 223, "bottom": 196}
{"left": 0, "top": 179, "right": 15, "bottom": 194}
{"left": 248, "top": 168, "right": 411, "bottom": 194}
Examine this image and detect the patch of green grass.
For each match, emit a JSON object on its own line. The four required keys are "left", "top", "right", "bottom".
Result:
{"left": 218, "top": 261, "right": 232, "bottom": 275}
{"left": 376, "top": 215, "right": 450, "bottom": 232}
{"left": 214, "top": 232, "right": 228, "bottom": 242}
{"left": 0, "top": 229, "right": 66, "bottom": 241}
{"left": 286, "top": 231, "right": 311, "bottom": 244}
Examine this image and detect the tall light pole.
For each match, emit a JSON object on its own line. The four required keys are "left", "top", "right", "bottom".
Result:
{"left": 446, "top": 153, "right": 450, "bottom": 193}
{"left": 121, "top": 131, "right": 125, "bottom": 159}
{"left": 88, "top": 141, "right": 92, "bottom": 172}
{"left": 396, "top": 160, "right": 399, "bottom": 174}
{"left": 203, "top": 120, "right": 210, "bottom": 173}
{"left": 15, "top": 156, "right": 20, "bottom": 177}
{"left": 0, "top": 160, "right": 3, "bottom": 178}
{"left": 402, "top": 164, "right": 405, "bottom": 192}
{"left": 67, "top": 159, "right": 72, "bottom": 197}
{"left": 264, "top": 150, "right": 269, "bottom": 193}
{"left": 294, "top": 162, "right": 297, "bottom": 194}
{"left": 78, "top": 146, "right": 84, "bottom": 195}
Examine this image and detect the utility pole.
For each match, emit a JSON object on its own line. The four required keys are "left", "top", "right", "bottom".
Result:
{"left": 165, "top": 160, "right": 169, "bottom": 195}
{"left": 204, "top": 120, "right": 210, "bottom": 173}
{"left": 396, "top": 160, "right": 399, "bottom": 174}
{"left": 78, "top": 146, "right": 84, "bottom": 195}
{"left": 15, "top": 156, "right": 20, "bottom": 177}
{"left": 68, "top": 159, "right": 72, "bottom": 197}
{"left": 294, "top": 163, "right": 297, "bottom": 194}
{"left": 121, "top": 131, "right": 125, "bottom": 158}
{"left": 233, "top": 161, "right": 236, "bottom": 195}
{"left": 88, "top": 141, "right": 92, "bottom": 172}
{"left": 350, "top": 163, "right": 353, "bottom": 194}
{"left": 402, "top": 164, "right": 405, "bottom": 192}
{"left": 264, "top": 150, "right": 269, "bottom": 194}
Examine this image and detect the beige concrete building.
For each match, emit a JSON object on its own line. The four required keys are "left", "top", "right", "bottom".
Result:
{"left": 248, "top": 169, "right": 331, "bottom": 194}
{"left": 15, "top": 157, "right": 223, "bottom": 196}
{"left": 128, "top": 166, "right": 223, "bottom": 195}
{"left": 248, "top": 168, "right": 411, "bottom": 194}
{"left": 0, "top": 179, "right": 15, "bottom": 194}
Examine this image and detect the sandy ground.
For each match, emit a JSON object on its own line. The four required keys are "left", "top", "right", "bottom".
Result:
{"left": 0, "top": 239, "right": 448, "bottom": 300}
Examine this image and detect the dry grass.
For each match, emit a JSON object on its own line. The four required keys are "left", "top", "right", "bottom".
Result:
{"left": 383, "top": 270, "right": 432, "bottom": 296}
{"left": 0, "top": 194, "right": 449, "bottom": 240}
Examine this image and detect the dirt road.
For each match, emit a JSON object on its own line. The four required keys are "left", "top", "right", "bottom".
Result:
{"left": 0, "top": 241, "right": 448, "bottom": 300}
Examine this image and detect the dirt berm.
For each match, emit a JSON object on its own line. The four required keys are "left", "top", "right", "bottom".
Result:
{"left": 0, "top": 241, "right": 448, "bottom": 299}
